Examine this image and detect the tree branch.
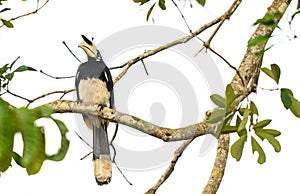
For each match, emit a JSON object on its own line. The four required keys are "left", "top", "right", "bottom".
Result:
{"left": 0, "top": 0, "right": 50, "bottom": 28}
{"left": 145, "top": 138, "right": 195, "bottom": 194}
{"left": 35, "top": 100, "right": 218, "bottom": 142}
{"left": 7, "top": 1, "right": 290, "bottom": 193}
{"left": 113, "top": 0, "right": 242, "bottom": 85}
{"left": 203, "top": 0, "right": 292, "bottom": 193}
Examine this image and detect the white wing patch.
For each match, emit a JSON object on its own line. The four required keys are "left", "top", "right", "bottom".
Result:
{"left": 104, "top": 71, "right": 109, "bottom": 82}
{"left": 76, "top": 71, "right": 80, "bottom": 79}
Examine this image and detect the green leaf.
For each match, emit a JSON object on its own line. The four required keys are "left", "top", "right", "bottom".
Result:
{"left": 210, "top": 94, "right": 225, "bottom": 108}
{"left": 251, "top": 136, "right": 266, "bottom": 164}
{"left": 290, "top": 96, "right": 300, "bottom": 118}
{"left": 32, "top": 105, "right": 54, "bottom": 118}
{"left": 237, "top": 108, "right": 250, "bottom": 132}
{"left": 207, "top": 109, "right": 225, "bottom": 124}
{"left": 12, "top": 152, "right": 25, "bottom": 168}
{"left": 235, "top": 115, "right": 242, "bottom": 126}
{"left": 158, "top": 0, "right": 166, "bottom": 10}
{"left": 0, "top": 98, "right": 16, "bottom": 172}
{"left": 253, "top": 13, "right": 281, "bottom": 28}
{"left": 225, "top": 84, "right": 235, "bottom": 102}
{"left": 13, "top": 107, "right": 48, "bottom": 175}
{"left": 263, "top": 129, "right": 281, "bottom": 137}
{"left": 1, "top": 19, "right": 13, "bottom": 28}
{"left": 253, "top": 119, "right": 272, "bottom": 130}
{"left": 225, "top": 84, "right": 238, "bottom": 112}
{"left": 230, "top": 134, "right": 247, "bottom": 161}
{"left": 248, "top": 34, "right": 271, "bottom": 47}
{"left": 250, "top": 101, "right": 258, "bottom": 115}
{"left": 238, "top": 115, "right": 248, "bottom": 132}
{"left": 14, "top": 65, "right": 37, "bottom": 73}
{"left": 140, "top": 0, "right": 150, "bottom": 5}
{"left": 291, "top": 10, "right": 300, "bottom": 21}
{"left": 281, "top": 88, "right": 292, "bottom": 109}
{"left": 25, "top": 127, "right": 46, "bottom": 175}
{"left": 280, "top": 88, "right": 300, "bottom": 118}
{"left": 270, "top": 64, "right": 280, "bottom": 84}
{"left": 255, "top": 131, "right": 281, "bottom": 152}
{"left": 46, "top": 118, "right": 69, "bottom": 161}
{"left": 9, "top": 56, "right": 20, "bottom": 70}
{"left": 255, "top": 45, "right": 273, "bottom": 57}
{"left": 4, "top": 73, "right": 14, "bottom": 81}
{"left": 196, "top": 0, "right": 206, "bottom": 6}
{"left": 261, "top": 64, "right": 281, "bottom": 84}
{"left": 0, "top": 64, "right": 9, "bottom": 75}
{"left": 237, "top": 128, "right": 247, "bottom": 137}
{"left": 261, "top": 67, "right": 270, "bottom": 78}
{"left": 146, "top": 3, "right": 156, "bottom": 21}
{"left": 221, "top": 126, "right": 237, "bottom": 134}
{"left": 238, "top": 107, "right": 246, "bottom": 116}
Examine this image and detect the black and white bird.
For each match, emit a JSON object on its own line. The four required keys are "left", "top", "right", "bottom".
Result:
{"left": 75, "top": 35, "right": 114, "bottom": 185}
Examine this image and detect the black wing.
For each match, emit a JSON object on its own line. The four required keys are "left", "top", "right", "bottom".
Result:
{"left": 101, "top": 66, "right": 114, "bottom": 109}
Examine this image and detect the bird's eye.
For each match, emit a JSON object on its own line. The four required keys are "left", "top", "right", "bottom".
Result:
{"left": 81, "top": 35, "right": 93, "bottom": 46}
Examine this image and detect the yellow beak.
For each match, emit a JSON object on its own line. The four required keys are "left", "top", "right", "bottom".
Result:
{"left": 78, "top": 35, "right": 98, "bottom": 58}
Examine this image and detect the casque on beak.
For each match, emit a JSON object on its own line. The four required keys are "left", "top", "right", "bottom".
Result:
{"left": 78, "top": 35, "right": 98, "bottom": 58}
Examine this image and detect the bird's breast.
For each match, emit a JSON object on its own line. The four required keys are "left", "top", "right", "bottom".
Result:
{"left": 78, "top": 78, "right": 110, "bottom": 107}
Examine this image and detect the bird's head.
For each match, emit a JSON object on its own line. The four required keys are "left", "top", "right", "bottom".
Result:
{"left": 79, "top": 35, "right": 101, "bottom": 60}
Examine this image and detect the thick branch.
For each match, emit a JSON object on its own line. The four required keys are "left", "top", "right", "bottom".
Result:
{"left": 36, "top": 100, "right": 218, "bottom": 142}
{"left": 203, "top": 0, "right": 292, "bottom": 193}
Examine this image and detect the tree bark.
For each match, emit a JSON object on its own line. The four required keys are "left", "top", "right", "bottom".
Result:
{"left": 202, "top": 0, "right": 292, "bottom": 193}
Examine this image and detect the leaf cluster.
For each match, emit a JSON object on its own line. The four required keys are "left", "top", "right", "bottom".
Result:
{"left": 0, "top": 0, "right": 29, "bottom": 28}
{"left": 0, "top": 1, "right": 13, "bottom": 28}
{"left": 261, "top": 64, "right": 300, "bottom": 118}
{"left": 209, "top": 85, "right": 281, "bottom": 164}
{"left": 0, "top": 57, "right": 36, "bottom": 92}
{"left": 0, "top": 98, "right": 69, "bottom": 175}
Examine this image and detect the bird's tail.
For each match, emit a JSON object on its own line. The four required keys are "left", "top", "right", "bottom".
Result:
{"left": 93, "top": 122, "right": 112, "bottom": 185}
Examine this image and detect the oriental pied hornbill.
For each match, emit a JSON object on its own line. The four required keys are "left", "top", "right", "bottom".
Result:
{"left": 75, "top": 35, "right": 114, "bottom": 185}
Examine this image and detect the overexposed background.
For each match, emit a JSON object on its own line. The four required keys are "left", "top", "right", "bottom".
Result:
{"left": 1, "top": 0, "right": 300, "bottom": 193}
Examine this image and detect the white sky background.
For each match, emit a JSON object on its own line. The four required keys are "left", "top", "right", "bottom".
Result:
{"left": 1, "top": 0, "right": 300, "bottom": 193}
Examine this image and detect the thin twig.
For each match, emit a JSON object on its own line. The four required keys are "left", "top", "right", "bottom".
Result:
{"left": 29, "top": 89, "right": 74, "bottom": 104}
{"left": 141, "top": 59, "right": 149, "bottom": 76}
{"left": 145, "top": 138, "right": 195, "bottom": 194}
{"left": 62, "top": 41, "right": 82, "bottom": 63}
{"left": 40, "top": 70, "right": 75, "bottom": 79}
{"left": 6, "top": 90, "right": 31, "bottom": 102}
{"left": 75, "top": 131, "right": 92, "bottom": 149}
{"left": 112, "top": 155, "right": 133, "bottom": 185}
{"left": 109, "top": 123, "right": 132, "bottom": 185}
{"left": 4, "top": 88, "right": 74, "bottom": 106}
{"left": 171, "top": 0, "right": 193, "bottom": 33}
{"left": 113, "top": 0, "right": 242, "bottom": 85}
{"left": 0, "top": 0, "right": 50, "bottom": 28}
{"left": 191, "top": 0, "right": 245, "bottom": 88}
{"left": 259, "top": 87, "right": 279, "bottom": 91}
{"left": 210, "top": 46, "right": 245, "bottom": 87}
{"left": 80, "top": 152, "right": 92, "bottom": 160}
{"left": 110, "top": 123, "right": 119, "bottom": 161}
{"left": 74, "top": 131, "right": 93, "bottom": 160}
